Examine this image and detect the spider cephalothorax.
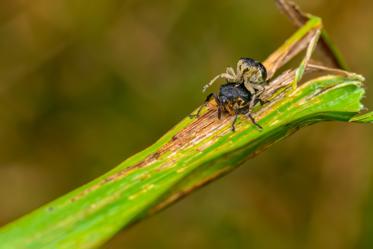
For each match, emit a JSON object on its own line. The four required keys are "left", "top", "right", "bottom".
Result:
{"left": 191, "top": 58, "right": 268, "bottom": 131}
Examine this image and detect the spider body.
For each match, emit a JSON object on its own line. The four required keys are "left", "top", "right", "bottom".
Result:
{"left": 218, "top": 83, "right": 253, "bottom": 115}
{"left": 191, "top": 58, "right": 268, "bottom": 131}
{"left": 191, "top": 82, "right": 263, "bottom": 131}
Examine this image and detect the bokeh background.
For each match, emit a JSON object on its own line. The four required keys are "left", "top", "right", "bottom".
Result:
{"left": 0, "top": 0, "right": 372, "bottom": 248}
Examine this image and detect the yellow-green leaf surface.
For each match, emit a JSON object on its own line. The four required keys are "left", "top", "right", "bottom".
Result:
{"left": 350, "top": 112, "right": 373, "bottom": 123}
{"left": 0, "top": 72, "right": 366, "bottom": 249}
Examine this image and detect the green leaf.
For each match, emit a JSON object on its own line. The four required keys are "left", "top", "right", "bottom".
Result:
{"left": 350, "top": 112, "right": 373, "bottom": 123}
{"left": 0, "top": 73, "right": 366, "bottom": 249}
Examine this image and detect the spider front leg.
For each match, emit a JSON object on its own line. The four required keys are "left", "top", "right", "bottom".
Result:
{"left": 226, "top": 67, "right": 236, "bottom": 77}
{"left": 236, "top": 59, "right": 247, "bottom": 79}
{"left": 189, "top": 93, "right": 220, "bottom": 118}
{"left": 202, "top": 67, "right": 237, "bottom": 92}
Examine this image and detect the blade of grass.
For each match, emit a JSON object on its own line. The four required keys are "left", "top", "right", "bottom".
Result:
{"left": 0, "top": 71, "right": 366, "bottom": 249}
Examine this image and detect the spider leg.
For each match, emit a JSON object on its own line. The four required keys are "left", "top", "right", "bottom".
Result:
{"left": 217, "top": 103, "right": 222, "bottom": 119}
{"left": 248, "top": 83, "right": 265, "bottom": 109}
{"left": 231, "top": 106, "right": 262, "bottom": 132}
{"left": 189, "top": 93, "right": 220, "bottom": 118}
{"left": 242, "top": 80, "right": 265, "bottom": 110}
{"left": 236, "top": 59, "right": 246, "bottom": 76}
{"left": 231, "top": 111, "right": 239, "bottom": 132}
{"left": 248, "top": 94, "right": 258, "bottom": 112}
{"left": 246, "top": 112, "right": 262, "bottom": 130}
{"left": 239, "top": 103, "right": 263, "bottom": 130}
{"left": 202, "top": 73, "right": 236, "bottom": 92}
{"left": 258, "top": 98, "right": 269, "bottom": 106}
{"left": 226, "top": 67, "right": 238, "bottom": 85}
{"left": 251, "top": 83, "right": 265, "bottom": 92}
{"left": 226, "top": 67, "right": 236, "bottom": 77}
{"left": 243, "top": 81, "right": 256, "bottom": 95}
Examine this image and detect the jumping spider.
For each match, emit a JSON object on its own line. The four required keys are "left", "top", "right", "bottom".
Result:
{"left": 190, "top": 58, "right": 268, "bottom": 131}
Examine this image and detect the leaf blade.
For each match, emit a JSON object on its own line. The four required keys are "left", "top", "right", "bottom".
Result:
{"left": 0, "top": 74, "right": 365, "bottom": 249}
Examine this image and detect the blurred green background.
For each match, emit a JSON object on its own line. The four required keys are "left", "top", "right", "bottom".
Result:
{"left": 0, "top": 0, "right": 372, "bottom": 248}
